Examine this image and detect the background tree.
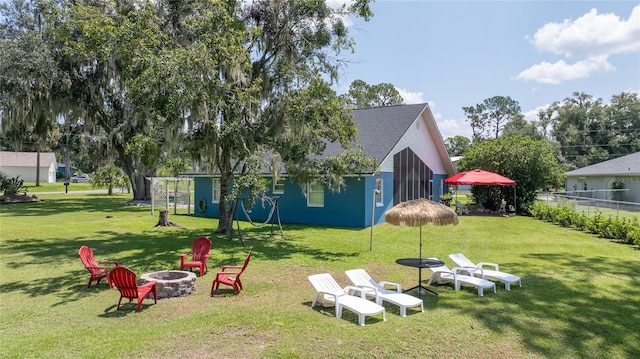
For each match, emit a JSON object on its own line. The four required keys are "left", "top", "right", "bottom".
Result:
{"left": 550, "top": 92, "right": 607, "bottom": 169}
{"left": 502, "top": 114, "right": 541, "bottom": 139}
{"left": 457, "top": 135, "right": 565, "bottom": 214}
{"left": 605, "top": 92, "right": 640, "bottom": 157}
{"left": 462, "top": 103, "right": 485, "bottom": 142}
{"left": 340, "top": 79, "right": 404, "bottom": 108}
{"left": 536, "top": 102, "right": 559, "bottom": 140}
{"left": 158, "top": 158, "right": 191, "bottom": 177}
{"left": 92, "top": 164, "right": 129, "bottom": 195}
{"left": 0, "top": 0, "right": 68, "bottom": 186}
{"left": 444, "top": 135, "right": 471, "bottom": 156}
{"left": 59, "top": 0, "right": 174, "bottom": 201}
{"left": 463, "top": 96, "right": 522, "bottom": 141}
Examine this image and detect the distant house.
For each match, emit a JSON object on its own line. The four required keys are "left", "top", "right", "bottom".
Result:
{"left": 190, "top": 104, "right": 456, "bottom": 228}
{"left": 565, "top": 151, "right": 640, "bottom": 203}
{"left": 0, "top": 151, "right": 58, "bottom": 183}
{"left": 58, "top": 165, "right": 76, "bottom": 177}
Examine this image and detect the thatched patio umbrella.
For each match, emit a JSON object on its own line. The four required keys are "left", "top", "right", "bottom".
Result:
{"left": 385, "top": 198, "right": 459, "bottom": 258}
{"left": 385, "top": 199, "right": 459, "bottom": 295}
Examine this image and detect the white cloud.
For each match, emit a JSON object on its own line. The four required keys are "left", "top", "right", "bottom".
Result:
{"left": 522, "top": 106, "right": 543, "bottom": 123}
{"left": 437, "top": 117, "right": 473, "bottom": 140}
{"left": 427, "top": 101, "right": 442, "bottom": 120}
{"left": 396, "top": 88, "right": 424, "bottom": 104}
{"left": 425, "top": 100, "right": 471, "bottom": 140}
{"left": 519, "top": 6, "right": 639, "bottom": 84}
{"left": 529, "top": 6, "right": 640, "bottom": 58}
{"left": 517, "top": 55, "right": 615, "bottom": 84}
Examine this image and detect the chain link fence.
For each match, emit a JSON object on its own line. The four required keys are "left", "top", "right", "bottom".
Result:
{"left": 538, "top": 191, "right": 640, "bottom": 220}
{"left": 150, "top": 177, "right": 194, "bottom": 216}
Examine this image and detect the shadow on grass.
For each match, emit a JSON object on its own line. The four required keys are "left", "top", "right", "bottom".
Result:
{"left": 0, "top": 200, "right": 359, "bottom": 308}
{"left": 0, "top": 194, "right": 143, "bottom": 217}
{"left": 447, "top": 252, "right": 640, "bottom": 358}
{"left": 4, "top": 196, "right": 639, "bottom": 357}
{"left": 210, "top": 288, "right": 240, "bottom": 297}
{"left": 99, "top": 304, "right": 154, "bottom": 317}
{"left": 303, "top": 300, "right": 387, "bottom": 326}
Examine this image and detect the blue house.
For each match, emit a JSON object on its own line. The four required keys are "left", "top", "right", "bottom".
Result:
{"left": 191, "top": 103, "right": 456, "bottom": 228}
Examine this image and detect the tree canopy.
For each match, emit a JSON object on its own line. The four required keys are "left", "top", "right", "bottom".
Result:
{"left": 457, "top": 135, "right": 565, "bottom": 214}
{"left": 462, "top": 95, "right": 522, "bottom": 141}
{"left": 1, "top": 0, "right": 377, "bottom": 233}
{"left": 340, "top": 79, "right": 404, "bottom": 109}
{"left": 455, "top": 92, "right": 639, "bottom": 171}
{"left": 445, "top": 135, "right": 471, "bottom": 157}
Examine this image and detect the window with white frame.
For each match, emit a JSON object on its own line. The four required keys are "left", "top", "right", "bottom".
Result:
{"left": 307, "top": 182, "right": 324, "bottom": 207}
{"left": 375, "top": 178, "right": 383, "bottom": 206}
{"left": 212, "top": 178, "right": 221, "bottom": 203}
{"left": 273, "top": 177, "right": 285, "bottom": 194}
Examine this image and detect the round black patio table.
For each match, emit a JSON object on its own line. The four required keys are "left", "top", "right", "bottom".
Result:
{"left": 396, "top": 258, "right": 445, "bottom": 296}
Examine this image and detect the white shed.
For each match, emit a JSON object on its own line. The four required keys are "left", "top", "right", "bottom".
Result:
{"left": 0, "top": 151, "right": 58, "bottom": 183}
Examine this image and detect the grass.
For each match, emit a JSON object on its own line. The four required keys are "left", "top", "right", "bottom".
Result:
{"left": 25, "top": 181, "right": 102, "bottom": 193}
{"left": 1, "top": 192, "right": 639, "bottom": 358}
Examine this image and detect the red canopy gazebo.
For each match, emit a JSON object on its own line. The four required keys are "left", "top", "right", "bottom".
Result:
{"left": 444, "top": 169, "right": 517, "bottom": 213}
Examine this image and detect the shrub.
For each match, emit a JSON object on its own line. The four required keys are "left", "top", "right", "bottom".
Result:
{"left": 0, "top": 174, "right": 29, "bottom": 196}
{"left": 533, "top": 202, "right": 640, "bottom": 246}
{"left": 92, "top": 165, "right": 130, "bottom": 195}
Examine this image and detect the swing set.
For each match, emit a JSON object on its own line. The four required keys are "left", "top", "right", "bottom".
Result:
{"left": 230, "top": 195, "right": 285, "bottom": 245}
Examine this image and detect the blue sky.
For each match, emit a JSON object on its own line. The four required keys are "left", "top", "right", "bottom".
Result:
{"left": 335, "top": 1, "right": 640, "bottom": 140}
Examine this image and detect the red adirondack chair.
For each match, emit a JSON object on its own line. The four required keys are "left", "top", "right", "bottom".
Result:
{"left": 179, "top": 236, "right": 212, "bottom": 277}
{"left": 109, "top": 266, "right": 157, "bottom": 312}
{"left": 210, "top": 251, "right": 252, "bottom": 295}
{"left": 78, "top": 246, "right": 120, "bottom": 288}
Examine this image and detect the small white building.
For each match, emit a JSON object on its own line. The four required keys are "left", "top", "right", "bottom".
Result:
{"left": 0, "top": 151, "right": 58, "bottom": 183}
{"left": 565, "top": 152, "right": 640, "bottom": 203}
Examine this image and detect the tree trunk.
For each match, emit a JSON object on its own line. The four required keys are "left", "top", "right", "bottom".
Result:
{"left": 133, "top": 172, "right": 148, "bottom": 200}
{"left": 124, "top": 163, "right": 152, "bottom": 201}
{"left": 155, "top": 210, "right": 179, "bottom": 227}
{"left": 215, "top": 184, "right": 234, "bottom": 234}
{"left": 215, "top": 165, "right": 234, "bottom": 234}
{"left": 35, "top": 144, "right": 41, "bottom": 187}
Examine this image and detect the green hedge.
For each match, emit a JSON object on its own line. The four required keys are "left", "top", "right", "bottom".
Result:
{"left": 530, "top": 202, "right": 640, "bottom": 246}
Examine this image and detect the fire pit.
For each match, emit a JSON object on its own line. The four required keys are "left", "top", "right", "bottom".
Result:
{"left": 140, "top": 270, "right": 197, "bottom": 299}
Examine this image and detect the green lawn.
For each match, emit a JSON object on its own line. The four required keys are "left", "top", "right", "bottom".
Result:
{"left": 25, "top": 181, "right": 103, "bottom": 193}
{"left": 1, "top": 192, "right": 638, "bottom": 358}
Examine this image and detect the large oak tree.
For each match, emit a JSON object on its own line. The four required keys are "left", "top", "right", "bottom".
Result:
{"left": 54, "top": 0, "right": 376, "bottom": 233}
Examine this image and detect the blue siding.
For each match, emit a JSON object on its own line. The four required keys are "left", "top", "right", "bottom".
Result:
{"left": 194, "top": 177, "right": 220, "bottom": 218}
{"left": 432, "top": 173, "right": 447, "bottom": 201}
{"left": 194, "top": 171, "right": 448, "bottom": 228}
{"left": 364, "top": 173, "right": 394, "bottom": 226}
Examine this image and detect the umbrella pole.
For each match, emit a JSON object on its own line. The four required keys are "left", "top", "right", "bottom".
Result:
{"left": 418, "top": 225, "right": 423, "bottom": 297}
{"left": 419, "top": 225, "right": 422, "bottom": 260}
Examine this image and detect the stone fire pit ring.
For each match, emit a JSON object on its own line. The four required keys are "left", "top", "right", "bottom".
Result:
{"left": 140, "top": 270, "right": 197, "bottom": 299}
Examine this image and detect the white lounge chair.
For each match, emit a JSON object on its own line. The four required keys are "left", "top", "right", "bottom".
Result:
{"left": 308, "top": 273, "right": 386, "bottom": 326}
{"left": 448, "top": 253, "right": 522, "bottom": 290}
{"left": 424, "top": 258, "right": 496, "bottom": 296}
{"left": 345, "top": 269, "right": 424, "bottom": 317}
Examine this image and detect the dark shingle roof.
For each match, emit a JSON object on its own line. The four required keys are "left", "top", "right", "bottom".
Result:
{"left": 185, "top": 103, "right": 441, "bottom": 176}
{"left": 322, "top": 103, "right": 429, "bottom": 166}
{"left": 566, "top": 152, "right": 640, "bottom": 176}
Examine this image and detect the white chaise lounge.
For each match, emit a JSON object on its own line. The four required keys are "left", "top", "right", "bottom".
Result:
{"left": 449, "top": 253, "right": 522, "bottom": 290}
{"left": 345, "top": 269, "right": 424, "bottom": 317}
{"left": 308, "top": 273, "right": 386, "bottom": 326}
{"left": 425, "top": 258, "right": 496, "bottom": 296}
